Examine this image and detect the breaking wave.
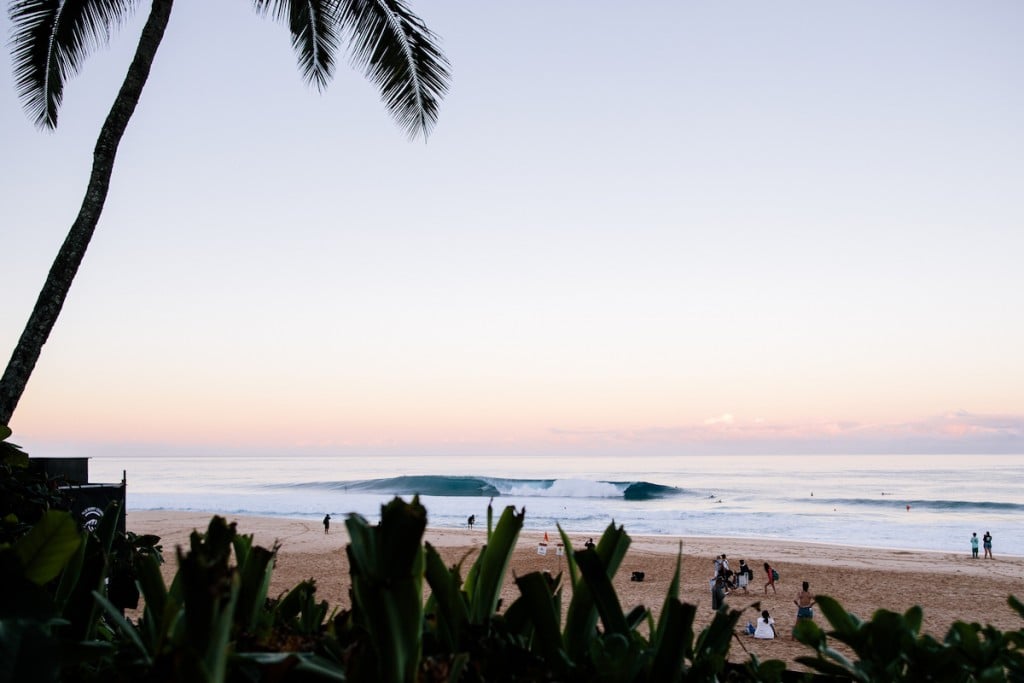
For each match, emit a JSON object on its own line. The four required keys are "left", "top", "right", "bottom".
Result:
{"left": 274, "top": 475, "right": 686, "bottom": 501}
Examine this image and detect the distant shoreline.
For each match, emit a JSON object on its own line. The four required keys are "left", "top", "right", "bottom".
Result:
{"left": 125, "top": 505, "right": 1022, "bottom": 559}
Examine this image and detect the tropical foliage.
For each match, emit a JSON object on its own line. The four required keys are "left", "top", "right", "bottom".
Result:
{"left": 794, "top": 594, "right": 1024, "bottom": 682}
{"left": 1, "top": 449, "right": 1022, "bottom": 682}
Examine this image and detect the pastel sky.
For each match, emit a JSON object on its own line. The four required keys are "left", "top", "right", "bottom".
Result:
{"left": 2, "top": 1, "right": 1023, "bottom": 457}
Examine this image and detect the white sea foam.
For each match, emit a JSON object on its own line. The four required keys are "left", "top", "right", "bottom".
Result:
{"left": 504, "top": 479, "right": 622, "bottom": 498}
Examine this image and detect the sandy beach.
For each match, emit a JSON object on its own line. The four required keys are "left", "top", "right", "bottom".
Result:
{"left": 128, "top": 510, "right": 1024, "bottom": 668}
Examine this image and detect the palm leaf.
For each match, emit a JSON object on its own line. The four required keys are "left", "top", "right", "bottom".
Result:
{"left": 336, "top": 0, "right": 451, "bottom": 138}
{"left": 252, "top": 0, "right": 339, "bottom": 90}
{"left": 9, "top": 0, "right": 138, "bottom": 128}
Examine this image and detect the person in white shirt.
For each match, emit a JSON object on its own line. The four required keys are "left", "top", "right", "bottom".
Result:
{"left": 753, "top": 609, "right": 776, "bottom": 639}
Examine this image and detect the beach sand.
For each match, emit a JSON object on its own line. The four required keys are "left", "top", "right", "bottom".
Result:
{"left": 128, "top": 510, "right": 1023, "bottom": 669}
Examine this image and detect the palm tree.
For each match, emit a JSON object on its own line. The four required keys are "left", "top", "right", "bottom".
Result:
{"left": 1, "top": 0, "right": 450, "bottom": 426}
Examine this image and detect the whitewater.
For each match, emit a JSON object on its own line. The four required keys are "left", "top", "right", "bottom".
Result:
{"left": 89, "top": 453, "right": 1023, "bottom": 556}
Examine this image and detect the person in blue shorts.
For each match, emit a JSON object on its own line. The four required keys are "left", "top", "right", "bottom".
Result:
{"left": 983, "top": 531, "right": 993, "bottom": 559}
{"left": 794, "top": 581, "right": 815, "bottom": 620}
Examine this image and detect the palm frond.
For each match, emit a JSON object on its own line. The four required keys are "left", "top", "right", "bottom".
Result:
{"left": 336, "top": 0, "right": 451, "bottom": 139}
{"left": 8, "top": 0, "right": 138, "bottom": 129}
{"left": 252, "top": 0, "right": 339, "bottom": 91}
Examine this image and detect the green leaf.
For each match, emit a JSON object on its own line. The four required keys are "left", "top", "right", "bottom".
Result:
{"left": 345, "top": 496, "right": 427, "bottom": 683}
{"left": 234, "top": 535, "right": 278, "bottom": 634}
{"left": 513, "top": 571, "right": 567, "bottom": 668}
{"left": 556, "top": 524, "right": 579, "bottom": 587}
{"left": 423, "top": 543, "right": 468, "bottom": 650}
{"left": 816, "top": 594, "right": 862, "bottom": 639}
{"left": 464, "top": 503, "right": 523, "bottom": 623}
{"left": 903, "top": 604, "right": 923, "bottom": 635}
{"left": 93, "top": 589, "right": 152, "bottom": 664}
{"left": 648, "top": 598, "right": 688, "bottom": 681}
{"left": 446, "top": 652, "right": 469, "bottom": 683}
{"left": 575, "top": 549, "right": 629, "bottom": 637}
{"left": 13, "top": 510, "right": 82, "bottom": 585}
{"left": 652, "top": 544, "right": 682, "bottom": 651}
{"left": 1008, "top": 594, "right": 1024, "bottom": 619}
{"left": 563, "top": 521, "right": 630, "bottom": 660}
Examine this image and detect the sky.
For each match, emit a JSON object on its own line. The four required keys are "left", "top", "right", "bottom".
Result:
{"left": 2, "top": 1, "right": 1023, "bottom": 458}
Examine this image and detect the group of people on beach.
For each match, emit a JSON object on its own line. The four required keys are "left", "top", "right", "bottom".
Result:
{"left": 709, "top": 552, "right": 817, "bottom": 641}
{"left": 709, "top": 554, "right": 754, "bottom": 608}
{"left": 710, "top": 554, "right": 778, "bottom": 610}
{"left": 970, "top": 531, "right": 993, "bottom": 559}
{"left": 747, "top": 582, "right": 816, "bottom": 640}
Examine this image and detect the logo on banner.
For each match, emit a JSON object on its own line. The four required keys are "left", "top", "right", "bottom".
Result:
{"left": 81, "top": 506, "right": 104, "bottom": 532}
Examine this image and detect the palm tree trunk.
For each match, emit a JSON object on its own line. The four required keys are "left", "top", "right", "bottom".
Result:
{"left": 0, "top": 0, "right": 175, "bottom": 427}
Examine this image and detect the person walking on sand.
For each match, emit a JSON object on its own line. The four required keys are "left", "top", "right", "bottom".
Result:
{"left": 764, "top": 562, "right": 777, "bottom": 595}
{"left": 971, "top": 532, "right": 979, "bottom": 558}
{"left": 983, "top": 531, "right": 993, "bottom": 559}
{"left": 467, "top": 514, "right": 475, "bottom": 529}
{"left": 794, "top": 581, "right": 816, "bottom": 621}
{"left": 323, "top": 514, "right": 331, "bottom": 534}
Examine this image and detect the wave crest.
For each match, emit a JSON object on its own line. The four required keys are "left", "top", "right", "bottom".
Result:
{"left": 271, "top": 475, "right": 684, "bottom": 501}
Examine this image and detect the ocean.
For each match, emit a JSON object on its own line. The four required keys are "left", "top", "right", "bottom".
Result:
{"left": 88, "top": 453, "right": 1023, "bottom": 556}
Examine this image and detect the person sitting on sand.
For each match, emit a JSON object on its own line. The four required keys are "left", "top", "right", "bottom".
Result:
{"left": 794, "top": 581, "right": 815, "bottom": 620}
{"left": 763, "top": 562, "right": 777, "bottom": 595}
{"left": 753, "top": 609, "right": 776, "bottom": 639}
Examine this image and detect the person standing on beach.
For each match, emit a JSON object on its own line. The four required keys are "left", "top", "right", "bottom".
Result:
{"left": 983, "top": 531, "right": 993, "bottom": 559}
{"left": 467, "top": 514, "right": 475, "bottom": 529}
{"left": 737, "top": 559, "right": 751, "bottom": 593}
{"left": 971, "top": 532, "right": 979, "bottom": 558}
{"left": 323, "top": 514, "right": 330, "bottom": 534}
{"left": 764, "top": 562, "right": 777, "bottom": 595}
{"left": 711, "top": 576, "right": 727, "bottom": 611}
{"left": 794, "top": 581, "right": 815, "bottom": 621}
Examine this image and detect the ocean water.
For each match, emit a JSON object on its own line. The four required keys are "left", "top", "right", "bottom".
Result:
{"left": 88, "top": 454, "right": 1023, "bottom": 556}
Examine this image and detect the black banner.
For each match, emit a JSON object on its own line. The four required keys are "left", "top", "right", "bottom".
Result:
{"left": 62, "top": 484, "right": 127, "bottom": 534}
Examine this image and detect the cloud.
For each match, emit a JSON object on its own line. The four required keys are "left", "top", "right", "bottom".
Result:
{"left": 546, "top": 412, "right": 1024, "bottom": 455}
